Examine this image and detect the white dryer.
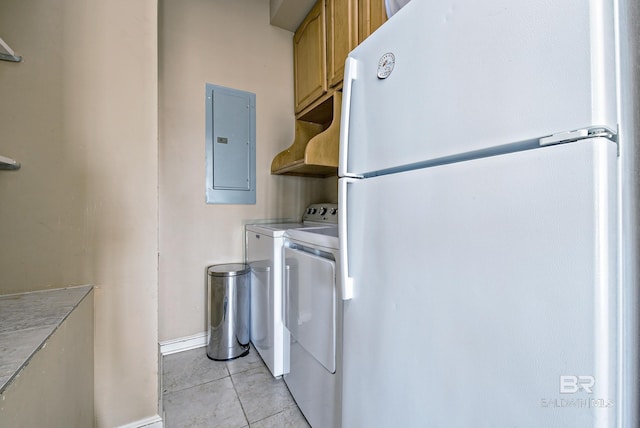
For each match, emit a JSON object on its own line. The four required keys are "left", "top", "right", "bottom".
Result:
{"left": 245, "top": 204, "right": 338, "bottom": 378}
{"left": 283, "top": 225, "right": 343, "bottom": 428}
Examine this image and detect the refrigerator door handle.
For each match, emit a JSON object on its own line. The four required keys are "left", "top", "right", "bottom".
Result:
{"left": 339, "top": 177, "right": 355, "bottom": 300}
{"left": 339, "top": 57, "right": 359, "bottom": 178}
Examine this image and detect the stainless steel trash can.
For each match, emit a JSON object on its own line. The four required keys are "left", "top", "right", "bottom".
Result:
{"left": 207, "top": 263, "right": 250, "bottom": 360}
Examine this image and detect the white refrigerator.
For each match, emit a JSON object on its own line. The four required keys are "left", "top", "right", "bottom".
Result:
{"left": 338, "top": 0, "right": 639, "bottom": 426}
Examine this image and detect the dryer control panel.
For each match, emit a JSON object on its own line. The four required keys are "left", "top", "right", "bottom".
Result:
{"left": 302, "top": 203, "right": 338, "bottom": 224}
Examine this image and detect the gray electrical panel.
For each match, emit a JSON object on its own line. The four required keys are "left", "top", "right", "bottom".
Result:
{"left": 205, "top": 83, "right": 256, "bottom": 204}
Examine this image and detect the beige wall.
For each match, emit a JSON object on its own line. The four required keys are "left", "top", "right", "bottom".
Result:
{"left": 159, "top": 0, "right": 336, "bottom": 341}
{"left": 0, "top": 1, "right": 89, "bottom": 291}
{"left": 0, "top": 0, "right": 159, "bottom": 426}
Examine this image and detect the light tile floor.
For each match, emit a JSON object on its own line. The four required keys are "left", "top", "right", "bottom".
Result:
{"left": 162, "top": 345, "right": 311, "bottom": 428}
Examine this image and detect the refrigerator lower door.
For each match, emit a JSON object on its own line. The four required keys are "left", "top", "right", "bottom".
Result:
{"left": 340, "top": 138, "right": 618, "bottom": 427}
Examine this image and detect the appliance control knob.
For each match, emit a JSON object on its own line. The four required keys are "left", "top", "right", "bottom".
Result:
{"left": 310, "top": 208, "right": 317, "bottom": 214}
{"left": 330, "top": 208, "right": 338, "bottom": 215}
{"left": 319, "top": 207, "right": 327, "bottom": 216}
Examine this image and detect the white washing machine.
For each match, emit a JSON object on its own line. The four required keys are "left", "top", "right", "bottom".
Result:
{"left": 245, "top": 204, "right": 338, "bottom": 378}
{"left": 283, "top": 225, "right": 343, "bottom": 428}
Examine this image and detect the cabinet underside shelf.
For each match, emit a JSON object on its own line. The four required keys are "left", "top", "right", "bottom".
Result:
{"left": 271, "top": 92, "right": 341, "bottom": 178}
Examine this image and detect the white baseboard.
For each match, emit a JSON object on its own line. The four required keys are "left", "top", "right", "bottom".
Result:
{"left": 159, "top": 332, "right": 207, "bottom": 356}
{"left": 118, "top": 414, "right": 163, "bottom": 428}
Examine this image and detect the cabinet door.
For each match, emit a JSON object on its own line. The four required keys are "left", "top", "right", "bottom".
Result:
{"left": 327, "top": 0, "right": 358, "bottom": 87}
{"left": 358, "top": 0, "right": 387, "bottom": 43}
{"left": 294, "top": 0, "right": 327, "bottom": 113}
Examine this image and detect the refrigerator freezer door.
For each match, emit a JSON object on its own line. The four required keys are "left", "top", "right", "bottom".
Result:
{"left": 341, "top": 0, "right": 617, "bottom": 176}
{"left": 340, "top": 138, "right": 617, "bottom": 427}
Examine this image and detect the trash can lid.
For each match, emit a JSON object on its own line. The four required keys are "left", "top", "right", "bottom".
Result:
{"left": 208, "top": 263, "right": 250, "bottom": 277}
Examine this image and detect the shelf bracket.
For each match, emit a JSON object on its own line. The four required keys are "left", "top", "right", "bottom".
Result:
{"left": 0, "top": 155, "right": 21, "bottom": 170}
{"left": 0, "top": 52, "right": 22, "bottom": 62}
{"left": 0, "top": 37, "right": 22, "bottom": 63}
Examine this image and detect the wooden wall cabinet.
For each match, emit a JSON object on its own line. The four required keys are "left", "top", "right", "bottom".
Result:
{"left": 294, "top": 0, "right": 327, "bottom": 114}
{"left": 358, "top": 0, "right": 387, "bottom": 43}
{"left": 327, "top": 0, "right": 358, "bottom": 88}
{"left": 294, "top": 0, "right": 362, "bottom": 115}
{"left": 273, "top": 0, "right": 387, "bottom": 177}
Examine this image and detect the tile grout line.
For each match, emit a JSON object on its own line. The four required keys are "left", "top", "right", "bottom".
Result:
{"left": 228, "top": 369, "right": 251, "bottom": 427}
{"left": 162, "top": 345, "right": 304, "bottom": 427}
{"left": 162, "top": 372, "right": 231, "bottom": 397}
{"left": 162, "top": 348, "right": 231, "bottom": 396}
{"left": 162, "top": 356, "right": 232, "bottom": 399}
{"left": 248, "top": 408, "right": 290, "bottom": 426}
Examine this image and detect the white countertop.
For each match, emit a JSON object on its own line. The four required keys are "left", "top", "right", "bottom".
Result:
{"left": 0, "top": 285, "right": 93, "bottom": 393}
